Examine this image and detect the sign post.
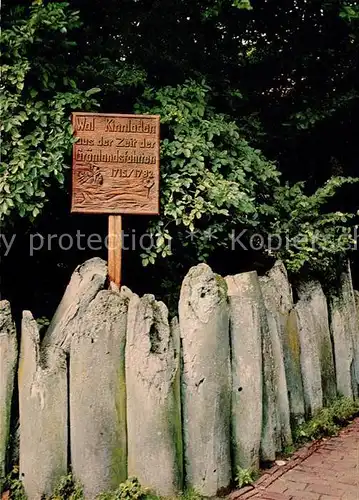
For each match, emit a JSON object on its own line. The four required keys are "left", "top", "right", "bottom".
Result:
{"left": 71, "top": 112, "right": 160, "bottom": 287}
{"left": 108, "top": 214, "right": 122, "bottom": 287}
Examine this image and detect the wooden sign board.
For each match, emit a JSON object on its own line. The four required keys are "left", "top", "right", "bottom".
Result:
{"left": 71, "top": 112, "right": 160, "bottom": 214}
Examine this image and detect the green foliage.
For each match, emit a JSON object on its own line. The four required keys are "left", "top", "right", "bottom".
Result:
{"left": 97, "top": 477, "right": 149, "bottom": 500}
{"left": 294, "top": 397, "right": 359, "bottom": 444}
{"left": 135, "top": 79, "right": 358, "bottom": 273}
{"left": 0, "top": 1, "right": 99, "bottom": 222}
{"left": 49, "top": 473, "right": 83, "bottom": 500}
{"left": 340, "top": 3, "right": 359, "bottom": 22}
{"left": 1, "top": 473, "right": 202, "bottom": 500}
{"left": 235, "top": 467, "right": 259, "bottom": 489}
{"left": 3, "top": 467, "right": 27, "bottom": 500}
{"left": 286, "top": 91, "right": 358, "bottom": 131}
{"left": 1, "top": 0, "right": 358, "bottom": 282}
{"left": 77, "top": 58, "right": 146, "bottom": 95}
{"left": 261, "top": 176, "right": 359, "bottom": 273}
{"left": 36, "top": 315, "right": 50, "bottom": 334}
{"left": 3, "top": 471, "right": 83, "bottom": 500}
{"left": 136, "top": 80, "right": 280, "bottom": 264}
{"left": 177, "top": 488, "right": 203, "bottom": 500}
{"left": 140, "top": 487, "right": 202, "bottom": 500}
{"left": 233, "top": 0, "right": 253, "bottom": 10}
{"left": 282, "top": 444, "right": 295, "bottom": 457}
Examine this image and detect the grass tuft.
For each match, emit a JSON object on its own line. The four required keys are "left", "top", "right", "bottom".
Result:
{"left": 294, "top": 396, "right": 359, "bottom": 444}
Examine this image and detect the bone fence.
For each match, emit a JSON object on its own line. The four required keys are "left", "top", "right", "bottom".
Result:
{"left": 1, "top": 258, "right": 359, "bottom": 498}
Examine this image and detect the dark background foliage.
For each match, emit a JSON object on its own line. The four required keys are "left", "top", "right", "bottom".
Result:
{"left": 1, "top": 0, "right": 358, "bottom": 321}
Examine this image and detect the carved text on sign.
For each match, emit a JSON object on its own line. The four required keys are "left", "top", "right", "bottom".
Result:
{"left": 71, "top": 113, "right": 160, "bottom": 214}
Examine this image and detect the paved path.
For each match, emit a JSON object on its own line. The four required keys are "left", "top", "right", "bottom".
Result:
{"left": 230, "top": 417, "right": 359, "bottom": 500}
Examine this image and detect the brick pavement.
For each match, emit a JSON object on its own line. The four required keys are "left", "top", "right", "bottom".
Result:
{"left": 230, "top": 417, "right": 359, "bottom": 500}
